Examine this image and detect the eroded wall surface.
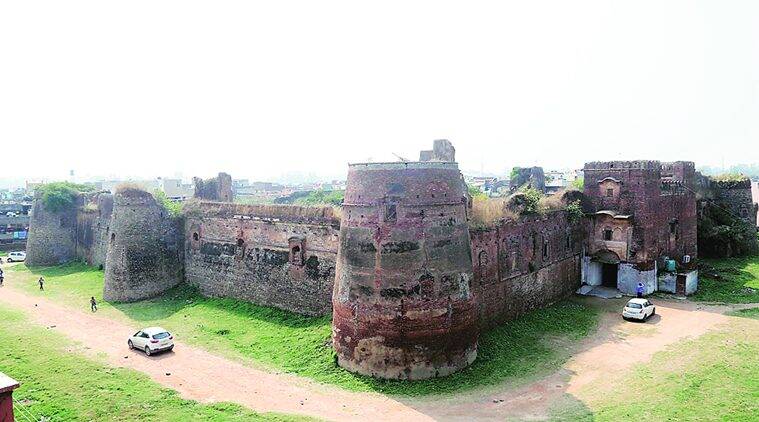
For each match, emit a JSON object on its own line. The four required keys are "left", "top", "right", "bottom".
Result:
{"left": 184, "top": 202, "right": 340, "bottom": 316}
{"left": 470, "top": 211, "right": 584, "bottom": 326}
{"left": 333, "top": 162, "right": 479, "bottom": 380}
{"left": 103, "top": 189, "right": 184, "bottom": 302}
{"left": 27, "top": 192, "right": 113, "bottom": 267}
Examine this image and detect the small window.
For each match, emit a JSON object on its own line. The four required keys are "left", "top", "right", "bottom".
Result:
{"left": 192, "top": 232, "right": 199, "bottom": 241}
{"left": 237, "top": 238, "right": 244, "bottom": 247}
{"left": 603, "top": 229, "right": 613, "bottom": 241}
{"left": 565, "top": 234, "right": 572, "bottom": 250}
{"left": 606, "top": 188, "right": 614, "bottom": 197}
{"left": 669, "top": 222, "right": 677, "bottom": 235}
{"left": 110, "top": 233, "right": 116, "bottom": 242}
{"left": 542, "top": 241, "right": 549, "bottom": 259}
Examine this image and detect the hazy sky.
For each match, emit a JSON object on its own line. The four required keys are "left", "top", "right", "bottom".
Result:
{"left": 1, "top": 1, "right": 758, "bottom": 185}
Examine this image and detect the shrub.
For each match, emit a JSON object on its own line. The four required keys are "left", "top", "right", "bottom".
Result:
{"left": 467, "top": 184, "right": 488, "bottom": 200}
{"left": 153, "top": 190, "right": 183, "bottom": 218}
{"left": 292, "top": 190, "right": 345, "bottom": 206}
{"left": 566, "top": 200, "right": 584, "bottom": 222}
{"left": 37, "top": 182, "right": 95, "bottom": 212}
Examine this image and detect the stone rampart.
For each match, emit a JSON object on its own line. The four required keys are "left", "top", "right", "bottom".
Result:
{"left": 184, "top": 201, "right": 340, "bottom": 316}
{"left": 103, "top": 188, "right": 184, "bottom": 302}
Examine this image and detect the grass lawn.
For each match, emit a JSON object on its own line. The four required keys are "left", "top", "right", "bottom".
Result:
{"left": 554, "top": 317, "right": 759, "bottom": 421}
{"left": 729, "top": 307, "right": 759, "bottom": 320}
{"left": 0, "top": 307, "right": 309, "bottom": 422}
{"left": 694, "top": 256, "right": 759, "bottom": 303}
{"left": 6, "top": 262, "right": 599, "bottom": 396}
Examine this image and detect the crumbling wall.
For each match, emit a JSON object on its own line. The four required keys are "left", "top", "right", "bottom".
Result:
{"left": 470, "top": 211, "right": 584, "bottom": 326}
{"left": 697, "top": 177, "right": 758, "bottom": 257}
{"left": 510, "top": 167, "right": 546, "bottom": 193}
{"left": 193, "top": 172, "right": 233, "bottom": 202}
{"left": 333, "top": 161, "right": 479, "bottom": 380}
{"left": 26, "top": 191, "right": 113, "bottom": 267}
{"left": 419, "top": 139, "right": 456, "bottom": 162}
{"left": 103, "top": 188, "right": 184, "bottom": 302}
{"left": 183, "top": 202, "right": 339, "bottom": 316}
{"left": 75, "top": 193, "right": 114, "bottom": 268}
{"left": 25, "top": 193, "right": 78, "bottom": 266}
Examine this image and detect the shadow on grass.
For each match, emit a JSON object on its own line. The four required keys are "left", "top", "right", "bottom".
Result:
{"left": 112, "top": 283, "right": 329, "bottom": 329}
{"left": 20, "top": 261, "right": 98, "bottom": 278}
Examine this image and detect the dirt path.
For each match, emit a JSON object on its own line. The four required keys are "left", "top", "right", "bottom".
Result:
{"left": 408, "top": 299, "right": 739, "bottom": 420}
{"left": 0, "top": 286, "right": 433, "bottom": 422}
{"left": 1, "top": 272, "right": 749, "bottom": 421}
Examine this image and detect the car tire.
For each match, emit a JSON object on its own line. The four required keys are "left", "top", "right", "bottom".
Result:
{"left": 652, "top": 308, "right": 656, "bottom": 316}
{"left": 168, "top": 345, "right": 174, "bottom": 352}
{"left": 128, "top": 340, "right": 133, "bottom": 350}
{"left": 6, "top": 259, "right": 11, "bottom": 263}
{"left": 145, "top": 346, "right": 152, "bottom": 356}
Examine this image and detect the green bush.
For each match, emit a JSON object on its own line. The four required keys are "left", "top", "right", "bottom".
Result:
{"left": 467, "top": 184, "right": 488, "bottom": 200}
{"left": 566, "top": 200, "right": 584, "bottom": 222}
{"left": 37, "top": 182, "right": 95, "bottom": 212}
{"left": 152, "top": 190, "right": 183, "bottom": 217}
{"left": 520, "top": 187, "right": 543, "bottom": 215}
{"left": 293, "top": 190, "right": 345, "bottom": 206}
{"left": 698, "top": 202, "right": 759, "bottom": 258}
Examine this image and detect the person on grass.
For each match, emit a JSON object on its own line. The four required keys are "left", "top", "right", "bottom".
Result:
{"left": 90, "top": 296, "right": 97, "bottom": 312}
{"left": 38, "top": 276, "right": 44, "bottom": 291}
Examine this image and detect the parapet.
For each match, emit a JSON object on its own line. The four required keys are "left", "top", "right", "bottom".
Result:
{"left": 183, "top": 201, "right": 340, "bottom": 226}
{"left": 584, "top": 160, "right": 662, "bottom": 171}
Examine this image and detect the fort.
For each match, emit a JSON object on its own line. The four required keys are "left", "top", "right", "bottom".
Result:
{"left": 25, "top": 141, "right": 759, "bottom": 380}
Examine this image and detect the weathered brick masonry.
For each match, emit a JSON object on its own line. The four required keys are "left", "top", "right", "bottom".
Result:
{"left": 103, "top": 188, "right": 184, "bottom": 302}
{"left": 332, "top": 162, "right": 480, "bottom": 380}
{"left": 184, "top": 202, "right": 339, "bottom": 316}
{"left": 26, "top": 191, "right": 113, "bottom": 267}
{"left": 470, "top": 210, "right": 584, "bottom": 327}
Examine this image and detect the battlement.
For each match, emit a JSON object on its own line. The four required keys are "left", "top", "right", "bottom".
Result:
{"left": 184, "top": 201, "right": 340, "bottom": 226}
{"left": 713, "top": 179, "right": 752, "bottom": 189}
{"left": 584, "top": 160, "right": 662, "bottom": 171}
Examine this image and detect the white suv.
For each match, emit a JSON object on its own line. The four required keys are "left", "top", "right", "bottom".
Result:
{"left": 128, "top": 327, "right": 174, "bottom": 356}
{"left": 622, "top": 298, "right": 656, "bottom": 321}
{"left": 6, "top": 251, "right": 26, "bottom": 263}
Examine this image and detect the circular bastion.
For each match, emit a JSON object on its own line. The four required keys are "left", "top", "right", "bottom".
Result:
{"left": 332, "top": 161, "right": 480, "bottom": 380}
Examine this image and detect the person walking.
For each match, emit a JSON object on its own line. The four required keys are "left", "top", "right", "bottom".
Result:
{"left": 90, "top": 296, "right": 98, "bottom": 312}
{"left": 38, "top": 276, "right": 44, "bottom": 291}
{"left": 636, "top": 282, "right": 644, "bottom": 298}
{"left": 0, "top": 268, "right": 4, "bottom": 287}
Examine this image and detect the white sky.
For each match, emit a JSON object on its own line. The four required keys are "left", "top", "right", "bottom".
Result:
{"left": 1, "top": 1, "right": 758, "bottom": 185}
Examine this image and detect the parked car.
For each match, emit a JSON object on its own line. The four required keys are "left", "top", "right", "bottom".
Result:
{"left": 622, "top": 298, "right": 656, "bottom": 321}
{"left": 6, "top": 251, "right": 26, "bottom": 263}
{"left": 128, "top": 327, "right": 174, "bottom": 356}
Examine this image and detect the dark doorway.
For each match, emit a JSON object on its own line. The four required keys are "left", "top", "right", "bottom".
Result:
{"left": 602, "top": 263, "right": 618, "bottom": 288}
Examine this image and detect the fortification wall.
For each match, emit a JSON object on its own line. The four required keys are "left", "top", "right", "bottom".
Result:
{"left": 333, "top": 162, "right": 479, "bottom": 380}
{"left": 103, "top": 189, "right": 184, "bottom": 302}
{"left": 712, "top": 180, "right": 758, "bottom": 227}
{"left": 75, "top": 193, "right": 114, "bottom": 268}
{"left": 470, "top": 211, "right": 583, "bottom": 326}
{"left": 25, "top": 195, "right": 78, "bottom": 266}
{"left": 26, "top": 191, "right": 113, "bottom": 266}
{"left": 194, "top": 172, "right": 233, "bottom": 202}
{"left": 184, "top": 202, "right": 340, "bottom": 316}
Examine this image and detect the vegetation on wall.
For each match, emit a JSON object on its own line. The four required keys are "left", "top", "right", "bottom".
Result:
{"left": 570, "top": 177, "right": 584, "bottom": 190}
{"left": 292, "top": 190, "right": 345, "bottom": 206}
{"left": 38, "top": 182, "right": 95, "bottom": 212}
{"left": 467, "top": 184, "right": 488, "bottom": 200}
{"left": 698, "top": 202, "right": 759, "bottom": 258}
{"left": 711, "top": 173, "right": 750, "bottom": 183}
{"left": 152, "top": 190, "right": 183, "bottom": 217}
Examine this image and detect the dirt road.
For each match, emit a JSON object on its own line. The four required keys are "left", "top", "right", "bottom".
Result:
{"left": 1, "top": 275, "right": 749, "bottom": 421}
{"left": 0, "top": 286, "right": 433, "bottom": 422}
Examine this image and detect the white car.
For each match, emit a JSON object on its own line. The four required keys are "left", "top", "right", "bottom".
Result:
{"left": 128, "top": 327, "right": 174, "bottom": 356}
{"left": 6, "top": 251, "right": 26, "bottom": 263}
{"left": 622, "top": 298, "right": 656, "bottom": 321}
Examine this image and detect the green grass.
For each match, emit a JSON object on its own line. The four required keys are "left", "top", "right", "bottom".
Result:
{"left": 7, "top": 263, "right": 599, "bottom": 396}
{"left": 729, "top": 307, "right": 759, "bottom": 320}
{"left": 0, "top": 307, "right": 310, "bottom": 422}
{"left": 557, "top": 318, "right": 759, "bottom": 421}
{"left": 694, "top": 256, "right": 759, "bottom": 303}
